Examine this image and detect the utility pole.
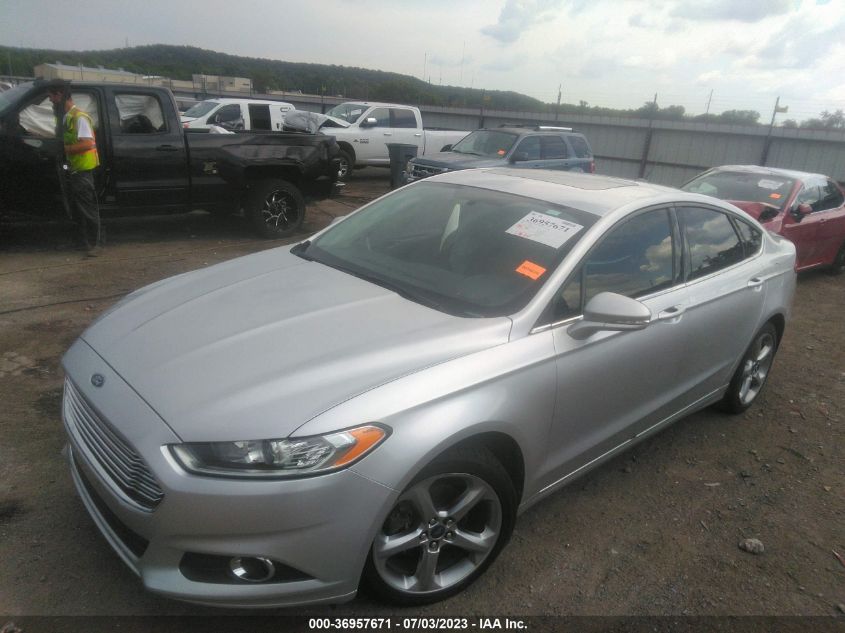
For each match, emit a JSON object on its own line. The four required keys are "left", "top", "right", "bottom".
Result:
{"left": 460, "top": 41, "right": 465, "bottom": 85}
{"left": 555, "top": 84, "right": 562, "bottom": 122}
{"left": 423, "top": 52, "right": 427, "bottom": 83}
{"left": 705, "top": 89, "right": 713, "bottom": 116}
{"left": 761, "top": 96, "right": 788, "bottom": 165}
{"left": 639, "top": 93, "right": 658, "bottom": 179}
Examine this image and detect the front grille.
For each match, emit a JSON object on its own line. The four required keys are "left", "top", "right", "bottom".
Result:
{"left": 410, "top": 163, "right": 448, "bottom": 180}
{"left": 63, "top": 378, "right": 164, "bottom": 510}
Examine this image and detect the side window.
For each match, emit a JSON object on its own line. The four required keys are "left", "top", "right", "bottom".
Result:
{"left": 541, "top": 136, "right": 569, "bottom": 159}
{"left": 515, "top": 136, "right": 541, "bottom": 160}
{"left": 794, "top": 183, "right": 821, "bottom": 211}
{"left": 681, "top": 207, "right": 744, "bottom": 280}
{"left": 391, "top": 108, "right": 417, "bottom": 128}
{"left": 16, "top": 91, "right": 99, "bottom": 138}
{"left": 210, "top": 104, "right": 242, "bottom": 130}
{"left": 568, "top": 135, "right": 592, "bottom": 158}
{"left": 734, "top": 219, "right": 762, "bottom": 257}
{"left": 553, "top": 208, "right": 675, "bottom": 320}
{"left": 818, "top": 180, "right": 844, "bottom": 211}
{"left": 114, "top": 94, "right": 165, "bottom": 134}
{"left": 248, "top": 104, "right": 271, "bottom": 130}
{"left": 367, "top": 108, "right": 390, "bottom": 127}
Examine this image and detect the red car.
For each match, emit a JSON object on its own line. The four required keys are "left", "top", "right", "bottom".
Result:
{"left": 682, "top": 165, "right": 845, "bottom": 273}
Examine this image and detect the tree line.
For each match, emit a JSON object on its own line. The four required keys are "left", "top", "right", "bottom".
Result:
{"left": 3, "top": 44, "right": 843, "bottom": 129}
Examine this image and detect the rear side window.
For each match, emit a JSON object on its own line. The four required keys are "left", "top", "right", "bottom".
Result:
{"left": 115, "top": 93, "right": 165, "bottom": 134}
{"left": 568, "top": 135, "right": 592, "bottom": 158}
{"left": 680, "top": 207, "right": 743, "bottom": 280}
{"left": 248, "top": 104, "right": 271, "bottom": 130}
{"left": 541, "top": 136, "right": 569, "bottom": 159}
{"left": 391, "top": 108, "right": 417, "bottom": 128}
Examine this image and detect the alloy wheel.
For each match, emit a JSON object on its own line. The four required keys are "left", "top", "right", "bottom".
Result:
{"left": 738, "top": 330, "right": 776, "bottom": 405}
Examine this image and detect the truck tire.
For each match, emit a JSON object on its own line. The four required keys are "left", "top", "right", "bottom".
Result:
{"left": 246, "top": 179, "right": 305, "bottom": 239}
{"left": 337, "top": 149, "right": 354, "bottom": 180}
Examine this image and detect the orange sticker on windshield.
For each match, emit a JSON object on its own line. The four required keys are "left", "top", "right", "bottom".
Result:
{"left": 516, "top": 260, "right": 546, "bottom": 280}
{"left": 497, "top": 149, "right": 506, "bottom": 155}
{"left": 769, "top": 193, "right": 782, "bottom": 199}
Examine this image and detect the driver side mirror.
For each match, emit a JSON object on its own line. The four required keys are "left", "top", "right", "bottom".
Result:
{"left": 790, "top": 202, "right": 812, "bottom": 222}
{"left": 509, "top": 151, "right": 529, "bottom": 163}
{"left": 567, "top": 292, "right": 652, "bottom": 340}
{"left": 359, "top": 117, "right": 377, "bottom": 128}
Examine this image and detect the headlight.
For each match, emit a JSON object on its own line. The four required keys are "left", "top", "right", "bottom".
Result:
{"left": 169, "top": 424, "right": 388, "bottom": 478}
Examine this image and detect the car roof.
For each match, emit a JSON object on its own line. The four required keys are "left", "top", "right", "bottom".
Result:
{"left": 711, "top": 164, "right": 825, "bottom": 182}
{"left": 494, "top": 127, "right": 584, "bottom": 137}
{"left": 204, "top": 98, "right": 291, "bottom": 105}
{"left": 429, "top": 169, "right": 683, "bottom": 217}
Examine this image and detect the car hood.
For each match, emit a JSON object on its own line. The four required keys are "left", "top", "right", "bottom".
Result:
{"left": 414, "top": 152, "right": 507, "bottom": 170}
{"left": 727, "top": 200, "right": 781, "bottom": 226}
{"left": 81, "top": 248, "right": 511, "bottom": 442}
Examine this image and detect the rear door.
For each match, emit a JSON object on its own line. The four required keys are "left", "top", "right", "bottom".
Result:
{"left": 106, "top": 88, "right": 189, "bottom": 210}
{"left": 813, "top": 179, "right": 845, "bottom": 266}
{"left": 247, "top": 103, "right": 272, "bottom": 131}
{"left": 388, "top": 107, "right": 421, "bottom": 151}
{"left": 781, "top": 179, "right": 822, "bottom": 268}
{"left": 676, "top": 205, "right": 767, "bottom": 398}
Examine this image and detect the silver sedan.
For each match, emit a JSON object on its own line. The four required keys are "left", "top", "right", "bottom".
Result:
{"left": 61, "top": 169, "right": 796, "bottom": 607}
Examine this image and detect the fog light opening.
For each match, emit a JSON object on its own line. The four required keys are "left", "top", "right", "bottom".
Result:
{"left": 229, "top": 556, "right": 276, "bottom": 583}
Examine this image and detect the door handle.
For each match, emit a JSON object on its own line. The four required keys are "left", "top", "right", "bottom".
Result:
{"left": 747, "top": 277, "right": 764, "bottom": 289}
{"left": 383, "top": 132, "right": 393, "bottom": 137}
{"left": 414, "top": 133, "right": 422, "bottom": 137}
{"left": 156, "top": 144, "right": 179, "bottom": 152}
{"left": 656, "top": 305, "right": 686, "bottom": 322}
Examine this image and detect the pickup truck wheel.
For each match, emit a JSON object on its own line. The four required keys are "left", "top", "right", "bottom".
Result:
{"left": 247, "top": 180, "right": 305, "bottom": 239}
{"left": 337, "top": 149, "right": 353, "bottom": 180}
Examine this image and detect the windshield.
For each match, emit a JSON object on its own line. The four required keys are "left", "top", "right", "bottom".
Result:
{"left": 182, "top": 100, "right": 219, "bottom": 118}
{"left": 451, "top": 130, "right": 518, "bottom": 157}
{"left": 0, "top": 83, "right": 34, "bottom": 117}
{"left": 302, "top": 182, "right": 595, "bottom": 317}
{"left": 325, "top": 103, "right": 367, "bottom": 124}
{"left": 682, "top": 170, "right": 796, "bottom": 211}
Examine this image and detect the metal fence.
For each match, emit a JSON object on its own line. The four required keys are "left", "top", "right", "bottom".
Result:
{"left": 272, "top": 93, "right": 845, "bottom": 187}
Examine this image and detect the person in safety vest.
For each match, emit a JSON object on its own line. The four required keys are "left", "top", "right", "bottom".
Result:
{"left": 46, "top": 80, "right": 103, "bottom": 256}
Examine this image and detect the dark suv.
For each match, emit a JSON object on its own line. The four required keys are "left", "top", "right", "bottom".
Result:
{"left": 407, "top": 126, "right": 595, "bottom": 182}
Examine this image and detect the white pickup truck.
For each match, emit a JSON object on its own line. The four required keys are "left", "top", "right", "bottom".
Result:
{"left": 318, "top": 101, "right": 471, "bottom": 176}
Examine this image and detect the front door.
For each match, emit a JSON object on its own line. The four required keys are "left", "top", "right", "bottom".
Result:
{"left": 541, "top": 207, "right": 693, "bottom": 490}
{"left": 106, "top": 89, "right": 188, "bottom": 210}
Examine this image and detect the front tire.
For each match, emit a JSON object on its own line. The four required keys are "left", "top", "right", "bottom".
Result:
{"left": 363, "top": 446, "right": 516, "bottom": 606}
{"left": 246, "top": 179, "right": 305, "bottom": 239}
{"left": 337, "top": 149, "right": 353, "bottom": 180}
{"left": 719, "top": 322, "right": 779, "bottom": 414}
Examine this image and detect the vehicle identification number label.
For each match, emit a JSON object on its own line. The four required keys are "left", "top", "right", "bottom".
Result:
{"left": 506, "top": 211, "right": 583, "bottom": 249}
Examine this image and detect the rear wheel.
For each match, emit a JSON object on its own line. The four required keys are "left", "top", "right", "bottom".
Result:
{"left": 719, "top": 322, "right": 778, "bottom": 414}
{"left": 246, "top": 179, "right": 305, "bottom": 239}
{"left": 363, "top": 446, "right": 516, "bottom": 605}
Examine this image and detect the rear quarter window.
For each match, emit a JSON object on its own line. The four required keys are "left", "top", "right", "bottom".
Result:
{"left": 568, "top": 135, "right": 592, "bottom": 158}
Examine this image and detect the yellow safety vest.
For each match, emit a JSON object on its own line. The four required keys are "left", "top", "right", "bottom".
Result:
{"left": 63, "top": 106, "right": 99, "bottom": 173}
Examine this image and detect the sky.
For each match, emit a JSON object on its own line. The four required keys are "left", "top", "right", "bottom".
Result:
{"left": 2, "top": 0, "right": 845, "bottom": 121}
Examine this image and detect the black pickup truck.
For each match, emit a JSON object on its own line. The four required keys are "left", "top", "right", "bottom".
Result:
{"left": 0, "top": 81, "right": 340, "bottom": 238}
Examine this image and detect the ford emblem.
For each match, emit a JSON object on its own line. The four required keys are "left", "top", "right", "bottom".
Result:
{"left": 91, "top": 373, "right": 105, "bottom": 388}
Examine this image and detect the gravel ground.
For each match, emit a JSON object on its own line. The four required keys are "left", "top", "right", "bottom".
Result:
{"left": 0, "top": 169, "right": 843, "bottom": 618}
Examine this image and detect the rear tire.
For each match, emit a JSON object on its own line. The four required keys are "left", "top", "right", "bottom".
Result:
{"left": 362, "top": 446, "right": 516, "bottom": 606}
{"left": 718, "top": 322, "right": 779, "bottom": 414}
{"left": 245, "top": 179, "right": 305, "bottom": 239}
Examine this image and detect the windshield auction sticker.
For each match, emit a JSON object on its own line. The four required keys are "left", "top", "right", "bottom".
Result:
{"left": 506, "top": 211, "right": 583, "bottom": 249}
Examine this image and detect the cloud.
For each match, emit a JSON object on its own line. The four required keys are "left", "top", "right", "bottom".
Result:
{"left": 671, "top": 0, "right": 793, "bottom": 23}
{"left": 481, "top": 0, "right": 565, "bottom": 44}
{"left": 746, "top": 10, "right": 845, "bottom": 69}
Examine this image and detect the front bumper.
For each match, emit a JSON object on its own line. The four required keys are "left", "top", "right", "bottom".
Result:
{"left": 62, "top": 339, "right": 396, "bottom": 608}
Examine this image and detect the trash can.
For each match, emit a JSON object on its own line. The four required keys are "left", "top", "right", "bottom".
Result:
{"left": 386, "top": 143, "right": 418, "bottom": 189}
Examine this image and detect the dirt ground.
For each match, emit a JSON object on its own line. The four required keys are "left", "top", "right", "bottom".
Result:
{"left": 0, "top": 169, "right": 843, "bottom": 618}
